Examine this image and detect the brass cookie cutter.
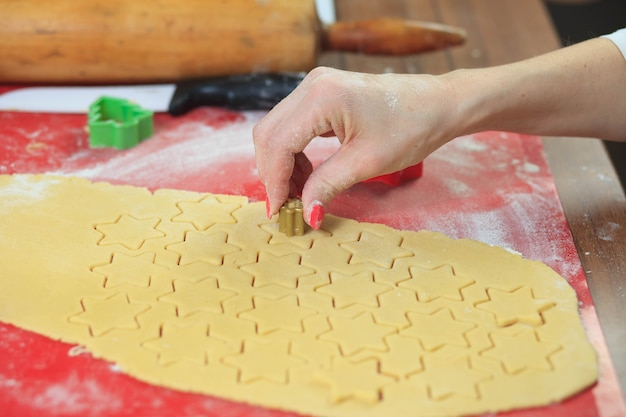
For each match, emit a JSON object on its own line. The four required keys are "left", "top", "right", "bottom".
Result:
{"left": 279, "top": 198, "right": 305, "bottom": 236}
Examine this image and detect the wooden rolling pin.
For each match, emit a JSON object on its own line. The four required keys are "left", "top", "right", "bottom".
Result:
{"left": 0, "top": 0, "right": 466, "bottom": 84}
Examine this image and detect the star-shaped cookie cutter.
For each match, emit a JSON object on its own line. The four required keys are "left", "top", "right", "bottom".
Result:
{"left": 279, "top": 198, "right": 306, "bottom": 236}
{"left": 88, "top": 96, "right": 154, "bottom": 149}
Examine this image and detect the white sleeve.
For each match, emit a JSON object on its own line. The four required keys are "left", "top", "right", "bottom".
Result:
{"left": 603, "top": 28, "right": 626, "bottom": 60}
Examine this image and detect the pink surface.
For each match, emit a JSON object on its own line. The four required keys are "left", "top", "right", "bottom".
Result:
{"left": 0, "top": 103, "right": 624, "bottom": 417}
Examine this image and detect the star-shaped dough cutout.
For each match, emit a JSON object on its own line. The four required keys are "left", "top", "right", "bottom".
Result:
{"left": 69, "top": 292, "right": 150, "bottom": 337}
{"left": 210, "top": 204, "right": 272, "bottom": 252}
{"left": 315, "top": 357, "right": 395, "bottom": 404}
{"left": 262, "top": 222, "right": 332, "bottom": 250}
{"left": 374, "top": 288, "right": 419, "bottom": 328}
{"left": 315, "top": 271, "right": 391, "bottom": 308}
{"left": 240, "top": 251, "right": 314, "bottom": 289}
{"left": 379, "top": 334, "right": 424, "bottom": 378}
{"left": 239, "top": 295, "right": 316, "bottom": 334}
{"left": 172, "top": 195, "right": 243, "bottom": 230}
{"left": 152, "top": 261, "right": 220, "bottom": 284}
{"left": 401, "top": 309, "right": 475, "bottom": 351}
{"left": 166, "top": 230, "right": 240, "bottom": 265}
{"left": 339, "top": 231, "right": 413, "bottom": 268}
{"left": 158, "top": 277, "right": 235, "bottom": 317}
{"left": 204, "top": 312, "right": 257, "bottom": 342}
{"left": 95, "top": 214, "right": 165, "bottom": 250}
{"left": 319, "top": 312, "right": 396, "bottom": 356}
{"left": 410, "top": 355, "right": 491, "bottom": 400}
{"left": 291, "top": 336, "right": 341, "bottom": 368}
{"left": 399, "top": 264, "right": 475, "bottom": 302}
{"left": 300, "top": 238, "right": 352, "bottom": 271}
{"left": 223, "top": 339, "right": 303, "bottom": 384}
{"left": 482, "top": 328, "right": 562, "bottom": 374}
{"left": 142, "top": 322, "right": 230, "bottom": 365}
{"left": 218, "top": 273, "right": 293, "bottom": 312}
{"left": 476, "top": 286, "right": 554, "bottom": 326}
{"left": 91, "top": 252, "right": 168, "bottom": 288}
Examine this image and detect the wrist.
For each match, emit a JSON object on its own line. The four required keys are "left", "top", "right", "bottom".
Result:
{"left": 440, "top": 68, "right": 499, "bottom": 137}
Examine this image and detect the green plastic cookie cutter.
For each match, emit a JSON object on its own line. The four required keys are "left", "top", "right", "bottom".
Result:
{"left": 88, "top": 96, "right": 154, "bottom": 150}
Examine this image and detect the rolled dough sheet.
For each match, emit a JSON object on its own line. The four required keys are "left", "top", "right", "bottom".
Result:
{"left": 0, "top": 174, "right": 597, "bottom": 417}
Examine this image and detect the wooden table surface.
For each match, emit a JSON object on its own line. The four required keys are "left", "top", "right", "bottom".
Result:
{"left": 319, "top": 0, "right": 626, "bottom": 401}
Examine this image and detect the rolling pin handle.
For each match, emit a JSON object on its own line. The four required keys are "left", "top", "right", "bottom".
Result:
{"left": 321, "top": 18, "right": 466, "bottom": 55}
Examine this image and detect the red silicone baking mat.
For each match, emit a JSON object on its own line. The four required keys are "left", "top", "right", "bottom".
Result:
{"left": 0, "top": 100, "right": 624, "bottom": 417}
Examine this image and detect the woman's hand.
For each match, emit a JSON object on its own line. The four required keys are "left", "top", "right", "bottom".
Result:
{"left": 253, "top": 67, "right": 460, "bottom": 228}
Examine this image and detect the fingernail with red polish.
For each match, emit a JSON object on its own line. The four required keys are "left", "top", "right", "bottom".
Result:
{"left": 308, "top": 201, "right": 325, "bottom": 230}
{"left": 265, "top": 196, "right": 272, "bottom": 219}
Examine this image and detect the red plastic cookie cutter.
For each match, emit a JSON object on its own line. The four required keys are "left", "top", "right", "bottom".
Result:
{"left": 365, "top": 162, "right": 423, "bottom": 186}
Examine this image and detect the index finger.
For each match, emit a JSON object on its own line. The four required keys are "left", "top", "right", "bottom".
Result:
{"left": 252, "top": 67, "right": 340, "bottom": 215}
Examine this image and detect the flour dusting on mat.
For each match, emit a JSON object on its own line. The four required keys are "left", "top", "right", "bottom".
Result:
{"left": 0, "top": 174, "right": 59, "bottom": 212}
{"left": 52, "top": 112, "right": 262, "bottom": 189}
{"left": 28, "top": 375, "right": 123, "bottom": 414}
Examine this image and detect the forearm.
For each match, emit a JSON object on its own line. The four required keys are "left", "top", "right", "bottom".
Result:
{"left": 254, "top": 35, "right": 626, "bottom": 226}
{"left": 444, "top": 37, "right": 626, "bottom": 142}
